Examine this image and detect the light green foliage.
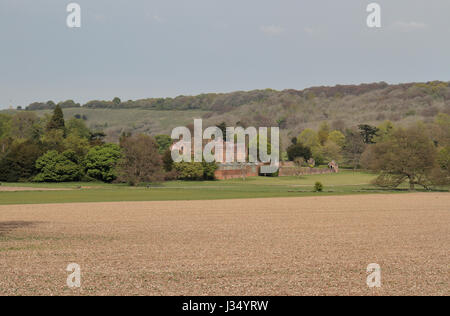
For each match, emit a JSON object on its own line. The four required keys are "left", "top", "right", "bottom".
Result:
{"left": 84, "top": 144, "right": 122, "bottom": 182}
{"left": 298, "top": 129, "right": 320, "bottom": 149}
{"left": 34, "top": 150, "right": 83, "bottom": 182}
{"left": 66, "top": 118, "right": 91, "bottom": 139}
{"left": 298, "top": 129, "right": 323, "bottom": 164}
{"left": 328, "top": 130, "right": 346, "bottom": 148}
{"left": 41, "top": 129, "right": 65, "bottom": 152}
{"left": 322, "top": 141, "right": 343, "bottom": 163}
{"left": 374, "top": 121, "right": 395, "bottom": 143}
{"left": 0, "top": 171, "right": 397, "bottom": 206}
{"left": 64, "top": 134, "right": 90, "bottom": 159}
{"left": 437, "top": 146, "right": 450, "bottom": 170}
{"left": 415, "top": 81, "right": 449, "bottom": 97}
{"left": 318, "top": 122, "right": 330, "bottom": 146}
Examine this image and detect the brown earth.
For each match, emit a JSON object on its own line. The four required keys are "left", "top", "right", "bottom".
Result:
{"left": 0, "top": 193, "right": 448, "bottom": 296}
{"left": 0, "top": 187, "right": 71, "bottom": 192}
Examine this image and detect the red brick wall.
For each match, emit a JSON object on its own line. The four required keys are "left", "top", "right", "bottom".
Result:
{"left": 278, "top": 164, "right": 336, "bottom": 177}
{"left": 214, "top": 165, "right": 259, "bottom": 180}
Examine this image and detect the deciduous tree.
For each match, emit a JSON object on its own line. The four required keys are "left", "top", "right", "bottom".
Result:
{"left": 34, "top": 150, "right": 83, "bottom": 182}
{"left": 84, "top": 144, "right": 122, "bottom": 182}
{"left": 118, "top": 134, "right": 164, "bottom": 185}
{"left": 362, "top": 125, "right": 438, "bottom": 190}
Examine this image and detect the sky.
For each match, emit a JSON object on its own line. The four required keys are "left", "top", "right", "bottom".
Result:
{"left": 0, "top": 0, "right": 449, "bottom": 108}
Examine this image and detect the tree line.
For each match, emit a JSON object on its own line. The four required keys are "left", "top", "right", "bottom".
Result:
{"left": 0, "top": 105, "right": 449, "bottom": 189}
{"left": 21, "top": 81, "right": 450, "bottom": 112}
{"left": 285, "top": 116, "right": 450, "bottom": 189}
{"left": 0, "top": 105, "right": 218, "bottom": 185}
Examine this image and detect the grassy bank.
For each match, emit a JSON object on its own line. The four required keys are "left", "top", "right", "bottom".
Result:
{"left": 0, "top": 171, "right": 447, "bottom": 205}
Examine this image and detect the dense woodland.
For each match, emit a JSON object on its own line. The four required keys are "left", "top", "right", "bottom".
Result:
{"left": 0, "top": 81, "right": 449, "bottom": 188}
{"left": 23, "top": 81, "right": 450, "bottom": 112}
{"left": 9, "top": 81, "right": 450, "bottom": 145}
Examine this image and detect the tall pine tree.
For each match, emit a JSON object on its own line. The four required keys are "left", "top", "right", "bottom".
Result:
{"left": 46, "top": 104, "right": 65, "bottom": 132}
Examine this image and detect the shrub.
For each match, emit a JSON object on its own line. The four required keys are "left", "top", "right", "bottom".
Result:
{"left": 314, "top": 182, "right": 324, "bottom": 192}
{"left": 173, "top": 162, "right": 218, "bottom": 180}
{"left": 174, "top": 162, "right": 204, "bottom": 180}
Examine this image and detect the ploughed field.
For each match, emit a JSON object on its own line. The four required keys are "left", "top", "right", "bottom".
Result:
{"left": 0, "top": 193, "right": 448, "bottom": 296}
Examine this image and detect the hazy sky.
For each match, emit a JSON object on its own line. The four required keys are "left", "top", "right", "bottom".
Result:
{"left": 0, "top": 0, "right": 449, "bottom": 108}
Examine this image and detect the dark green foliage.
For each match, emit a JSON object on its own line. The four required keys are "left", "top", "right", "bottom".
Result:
{"left": 217, "top": 122, "right": 227, "bottom": 139}
{"left": 174, "top": 162, "right": 218, "bottom": 180}
{"left": 162, "top": 149, "right": 174, "bottom": 172}
{"left": 34, "top": 150, "right": 83, "bottom": 182}
{"left": 344, "top": 128, "right": 366, "bottom": 169}
{"left": 287, "top": 143, "right": 312, "bottom": 161}
{"left": 84, "top": 144, "right": 122, "bottom": 182}
{"left": 0, "top": 140, "right": 43, "bottom": 182}
{"left": 113, "top": 97, "right": 121, "bottom": 106}
{"left": 314, "top": 182, "right": 324, "bottom": 192}
{"left": 89, "top": 131, "right": 106, "bottom": 146}
{"left": 358, "top": 124, "right": 379, "bottom": 144}
{"left": 46, "top": 105, "right": 65, "bottom": 132}
{"left": 202, "top": 162, "right": 218, "bottom": 180}
{"left": 155, "top": 135, "right": 172, "bottom": 154}
{"left": 291, "top": 137, "right": 297, "bottom": 145}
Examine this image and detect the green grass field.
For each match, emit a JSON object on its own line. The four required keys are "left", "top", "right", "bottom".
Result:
{"left": 1, "top": 171, "right": 446, "bottom": 205}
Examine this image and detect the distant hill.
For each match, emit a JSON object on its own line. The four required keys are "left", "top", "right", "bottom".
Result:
{"left": 10, "top": 81, "right": 450, "bottom": 145}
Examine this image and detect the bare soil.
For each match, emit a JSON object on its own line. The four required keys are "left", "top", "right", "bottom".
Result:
{"left": 0, "top": 187, "right": 71, "bottom": 192}
{"left": 0, "top": 193, "right": 448, "bottom": 296}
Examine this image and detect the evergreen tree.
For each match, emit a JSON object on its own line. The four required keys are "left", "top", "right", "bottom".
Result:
{"left": 46, "top": 105, "right": 65, "bottom": 132}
